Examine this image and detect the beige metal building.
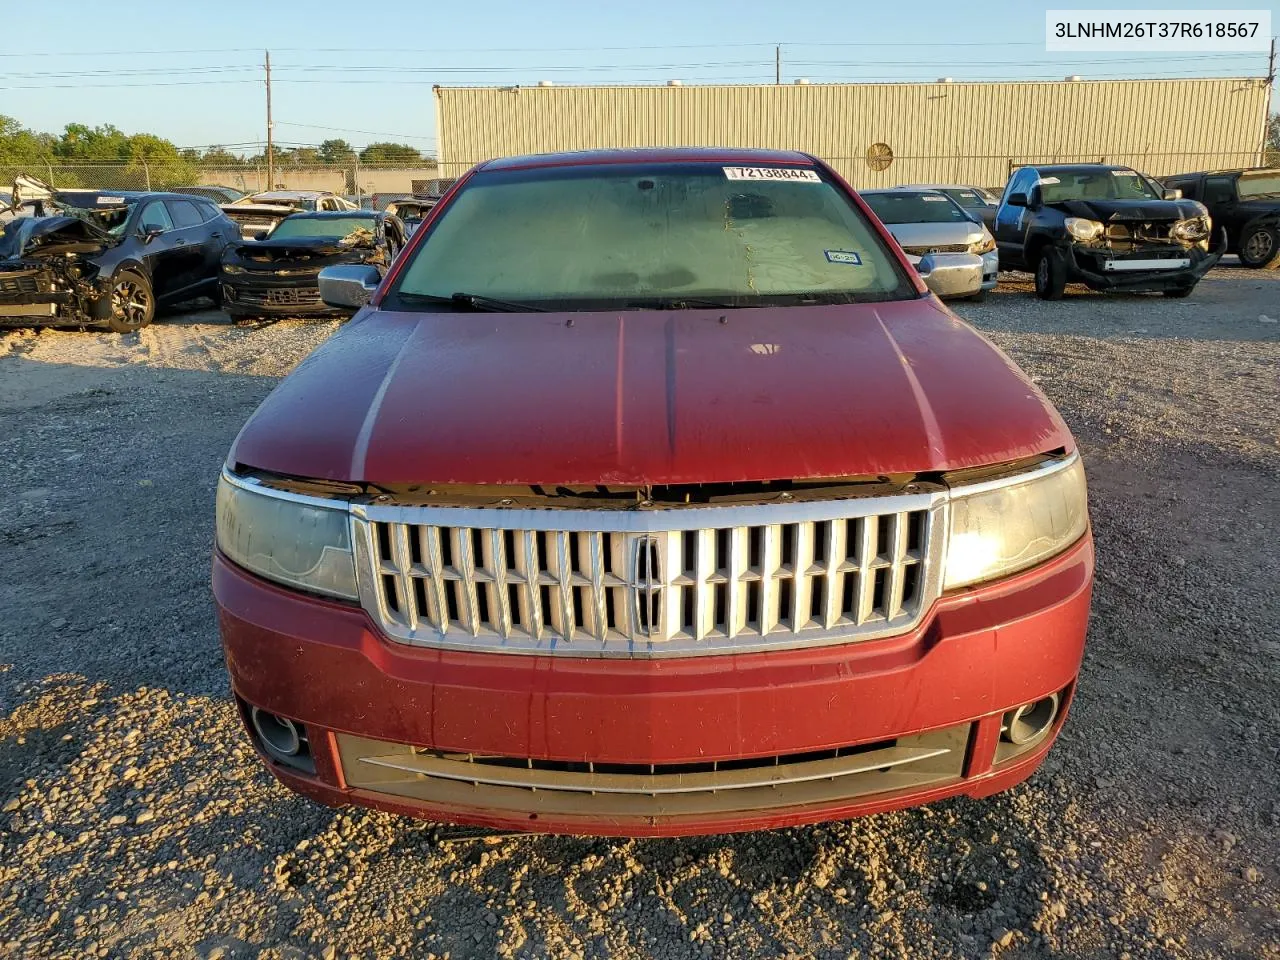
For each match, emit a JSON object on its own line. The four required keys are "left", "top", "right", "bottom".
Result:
{"left": 435, "top": 77, "right": 1271, "bottom": 188}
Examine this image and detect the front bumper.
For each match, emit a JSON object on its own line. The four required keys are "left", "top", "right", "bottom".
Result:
{"left": 1063, "top": 232, "right": 1224, "bottom": 291}
{"left": 221, "top": 275, "right": 344, "bottom": 316}
{"left": 215, "top": 534, "right": 1092, "bottom": 836}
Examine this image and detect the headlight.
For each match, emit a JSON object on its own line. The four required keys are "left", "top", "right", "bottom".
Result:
{"left": 944, "top": 455, "right": 1088, "bottom": 591}
{"left": 1170, "top": 216, "right": 1210, "bottom": 242}
{"left": 222, "top": 263, "right": 246, "bottom": 275}
{"left": 1064, "top": 217, "right": 1104, "bottom": 242}
{"left": 969, "top": 228, "right": 996, "bottom": 255}
{"left": 215, "top": 473, "right": 358, "bottom": 600}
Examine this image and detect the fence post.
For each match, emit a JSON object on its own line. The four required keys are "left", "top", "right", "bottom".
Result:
{"left": 45, "top": 160, "right": 55, "bottom": 188}
{"left": 142, "top": 159, "right": 152, "bottom": 191}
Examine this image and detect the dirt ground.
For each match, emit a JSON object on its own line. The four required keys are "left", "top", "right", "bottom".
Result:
{"left": 0, "top": 267, "right": 1277, "bottom": 960}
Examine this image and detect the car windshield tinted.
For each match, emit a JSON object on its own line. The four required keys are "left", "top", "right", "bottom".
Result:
{"left": 59, "top": 202, "right": 135, "bottom": 236}
{"left": 390, "top": 163, "right": 911, "bottom": 310}
{"left": 862, "top": 192, "right": 970, "bottom": 224}
{"left": 1037, "top": 170, "right": 1160, "bottom": 202}
{"left": 270, "top": 216, "right": 376, "bottom": 239}
{"left": 1237, "top": 172, "right": 1280, "bottom": 199}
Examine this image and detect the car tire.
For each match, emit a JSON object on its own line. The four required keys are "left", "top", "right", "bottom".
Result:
{"left": 1033, "top": 249, "right": 1067, "bottom": 300}
{"left": 105, "top": 269, "right": 155, "bottom": 333}
{"left": 1238, "top": 225, "right": 1280, "bottom": 268}
{"left": 1162, "top": 285, "right": 1195, "bottom": 298}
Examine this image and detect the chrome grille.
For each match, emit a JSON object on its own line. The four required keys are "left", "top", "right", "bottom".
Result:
{"left": 901, "top": 243, "right": 969, "bottom": 255}
{"left": 351, "top": 495, "right": 944, "bottom": 657}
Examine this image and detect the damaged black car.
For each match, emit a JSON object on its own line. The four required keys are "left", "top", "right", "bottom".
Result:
{"left": 219, "top": 211, "right": 405, "bottom": 320}
{"left": 0, "top": 191, "right": 235, "bottom": 331}
{"left": 993, "top": 164, "right": 1225, "bottom": 300}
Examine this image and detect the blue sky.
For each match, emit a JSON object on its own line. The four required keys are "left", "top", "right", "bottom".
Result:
{"left": 3, "top": 0, "right": 1276, "bottom": 154}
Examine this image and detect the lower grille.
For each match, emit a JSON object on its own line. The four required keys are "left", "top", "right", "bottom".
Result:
{"left": 337, "top": 724, "right": 970, "bottom": 818}
{"left": 238, "top": 286, "right": 322, "bottom": 307}
{"left": 352, "top": 494, "right": 944, "bottom": 656}
{"left": 1104, "top": 221, "right": 1175, "bottom": 243}
{"left": 901, "top": 243, "right": 969, "bottom": 255}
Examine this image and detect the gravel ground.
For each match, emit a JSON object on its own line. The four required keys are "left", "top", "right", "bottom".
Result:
{"left": 1, "top": 269, "right": 1277, "bottom": 960}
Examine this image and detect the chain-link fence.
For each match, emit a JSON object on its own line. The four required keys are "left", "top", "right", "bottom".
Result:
{"left": 1, "top": 161, "right": 446, "bottom": 198}
{"left": 5, "top": 149, "right": 1275, "bottom": 200}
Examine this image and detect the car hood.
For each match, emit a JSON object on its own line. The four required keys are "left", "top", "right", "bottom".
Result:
{"left": 1047, "top": 197, "right": 1204, "bottom": 222}
{"left": 225, "top": 235, "right": 375, "bottom": 263}
{"left": 884, "top": 221, "right": 985, "bottom": 248}
{"left": 231, "top": 299, "right": 1072, "bottom": 486}
{"left": 0, "top": 215, "right": 114, "bottom": 261}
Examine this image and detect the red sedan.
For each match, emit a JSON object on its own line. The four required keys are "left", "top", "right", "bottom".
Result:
{"left": 213, "top": 148, "right": 1092, "bottom": 837}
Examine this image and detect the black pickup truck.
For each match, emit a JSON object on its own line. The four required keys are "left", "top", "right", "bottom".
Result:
{"left": 1159, "top": 168, "right": 1280, "bottom": 268}
{"left": 993, "top": 163, "right": 1224, "bottom": 299}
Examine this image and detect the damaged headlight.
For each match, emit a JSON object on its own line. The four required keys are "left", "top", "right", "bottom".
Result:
{"left": 215, "top": 472, "right": 358, "bottom": 600}
{"left": 222, "top": 264, "right": 246, "bottom": 275}
{"left": 968, "top": 228, "right": 996, "bottom": 255}
{"left": 1170, "top": 216, "right": 1210, "bottom": 243}
{"left": 1064, "top": 217, "right": 1104, "bottom": 242}
{"left": 943, "top": 454, "right": 1088, "bottom": 591}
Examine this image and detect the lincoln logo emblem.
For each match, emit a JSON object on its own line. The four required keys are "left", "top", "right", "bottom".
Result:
{"left": 629, "top": 534, "right": 663, "bottom": 636}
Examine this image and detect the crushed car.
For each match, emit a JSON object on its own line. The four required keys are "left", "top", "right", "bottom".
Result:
{"left": 1159, "top": 167, "right": 1280, "bottom": 268}
{"left": 222, "top": 190, "right": 359, "bottom": 239}
{"left": 219, "top": 210, "right": 405, "bottom": 320}
{"left": 993, "top": 163, "right": 1224, "bottom": 299}
{"left": 0, "top": 188, "right": 235, "bottom": 331}
{"left": 861, "top": 188, "right": 997, "bottom": 299}
{"left": 214, "top": 147, "right": 1093, "bottom": 838}
{"left": 384, "top": 197, "right": 437, "bottom": 236}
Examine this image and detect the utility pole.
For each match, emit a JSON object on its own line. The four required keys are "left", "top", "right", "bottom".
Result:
{"left": 775, "top": 45, "right": 781, "bottom": 85}
{"left": 265, "top": 50, "right": 274, "bottom": 190}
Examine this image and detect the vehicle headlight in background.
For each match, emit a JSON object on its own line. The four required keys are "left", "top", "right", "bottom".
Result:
{"left": 969, "top": 228, "right": 996, "bottom": 255}
{"left": 1170, "top": 216, "right": 1210, "bottom": 242}
{"left": 944, "top": 455, "right": 1088, "bottom": 590}
{"left": 1064, "top": 217, "right": 1104, "bottom": 242}
{"left": 222, "top": 264, "right": 246, "bottom": 275}
{"left": 215, "top": 473, "right": 358, "bottom": 600}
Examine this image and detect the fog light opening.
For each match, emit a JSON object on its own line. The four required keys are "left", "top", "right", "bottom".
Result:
{"left": 251, "top": 706, "right": 303, "bottom": 758}
{"left": 1002, "top": 693, "right": 1060, "bottom": 746}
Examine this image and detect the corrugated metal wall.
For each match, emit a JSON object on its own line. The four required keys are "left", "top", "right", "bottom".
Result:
{"left": 435, "top": 78, "right": 1271, "bottom": 188}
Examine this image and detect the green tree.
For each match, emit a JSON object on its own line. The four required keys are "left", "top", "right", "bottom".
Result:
{"left": 318, "top": 138, "right": 356, "bottom": 164}
{"left": 1266, "top": 113, "right": 1279, "bottom": 167}
{"left": 202, "top": 146, "right": 245, "bottom": 166}
{"left": 358, "top": 142, "right": 423, "bottom": 164}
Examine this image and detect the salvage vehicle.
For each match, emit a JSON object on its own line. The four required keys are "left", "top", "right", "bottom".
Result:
{"left": 897, "top": 183, "right": 1000, "bottom": 229}
{"left": 220, "top": 210, "right": 405, "bottom": 320}
{"left": 1159, "top": 168, "right": 1280, "bottom": 268}
{"left": 214, "top": 147, "right": 1093, "bottom": 837}
{"left": 861, "top": 188, "right": 997, "bottom": 299}
{"left": 223, "top": 191, "right": 359, "bottom": 239}
{"left": 1, "top": 190, "right": 234, "bottom": 331}
{"left": 384, "top": 197, "right": 437, "bottom": 236}
{"left": 993, "top": 164, "right": 1223, "bottom": 299}
{"left": 173, "top": 185, "right": 246, "bottom": 204}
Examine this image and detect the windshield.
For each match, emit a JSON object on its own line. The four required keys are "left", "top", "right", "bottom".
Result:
{"left": 1237, "top": 172, "right": 1280, "bottom": 200}
{"left": 58, "top": 203, "right": 134, "bottom": 237}
{"left": 251, "top": 195, "right": 317, "bottom": 211}
{"left": 863, "top": 192, "right": 971, "bottom": 224}
{"left": 389, "top": 163, "right": 911, "bottom": 310}
{"left": 269, "top": 216, "right": 376, "bottom": 239}
{"left": 1037, "top": 169, "right": 1160, "bottom": 203}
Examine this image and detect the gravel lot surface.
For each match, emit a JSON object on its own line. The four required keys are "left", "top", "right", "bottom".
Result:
{"left": 1, "top": 269, "right": 1277, "bottom": 960}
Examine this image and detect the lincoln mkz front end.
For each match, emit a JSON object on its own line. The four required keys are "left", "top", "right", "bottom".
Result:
{"left": 213, "top": 148, "right": 1093, "bottom": 836}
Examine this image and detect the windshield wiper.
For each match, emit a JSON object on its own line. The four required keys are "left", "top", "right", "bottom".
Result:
{"left": 634, "top": 296, "right": 749, "bottom": 310}
{"left": 397, "top": 291, "right": 547, "bottom": 312}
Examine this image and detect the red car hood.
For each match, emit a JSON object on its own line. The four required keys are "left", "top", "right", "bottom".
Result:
{"left": 230, "top": 299, "right": 1071, "bottom": 486}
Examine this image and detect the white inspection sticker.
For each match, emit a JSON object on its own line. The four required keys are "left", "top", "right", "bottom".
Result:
{"left": 723, "top": 166, "right": 820, "bottom": 183}
{"left": 921, "top": 195, "right": 948, "bottom": 201}
{"left": 825, "top": 249, "right": 863, "bottom": 265}
{"left": 98, "top": 196, "right": 127, "bottom": 204}
{"left": 1036, "top": 176, "right": 1061, "bottom": 185}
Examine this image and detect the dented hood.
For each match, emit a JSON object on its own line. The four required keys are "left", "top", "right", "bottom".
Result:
{"left": 1049, "top": 197, "right": 1205, "bottom": 222}
{"left": 0, "top": 215, "right": 114, "bottom": 260}
{"left": 232, "top": 298, "right": 1071, "bottom": 487}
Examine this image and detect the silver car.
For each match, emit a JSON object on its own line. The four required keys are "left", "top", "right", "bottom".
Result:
{"left": 860, "top": 189, "right": 999, "bottom": 300}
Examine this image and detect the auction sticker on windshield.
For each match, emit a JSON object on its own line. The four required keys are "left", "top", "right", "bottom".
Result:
{"left": 723, "top": 167, "right": 821, "bottom": 182}
{"left": 825, "top": 250, "right": 863, "bottom": 265}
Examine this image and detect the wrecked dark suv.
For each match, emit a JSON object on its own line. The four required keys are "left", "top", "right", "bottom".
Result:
{"left": 0, "top": 191, "right": 235, "bottom": 332}
{"left": 220, "top": 211, "right": 405, "bottom": 320}
{"left": 993, "top": 164, "right": 1224, "bottom": 300}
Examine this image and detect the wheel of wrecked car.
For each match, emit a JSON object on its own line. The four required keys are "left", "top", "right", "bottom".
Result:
{"left": 1238, "top": 225, "right": 1279, "bottom": 269}
{"left": 1033, "top": 249, "right": 1067, "bottom": 301}
{"left": 106, "top": 269, "right": 155, "bottom": 333}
